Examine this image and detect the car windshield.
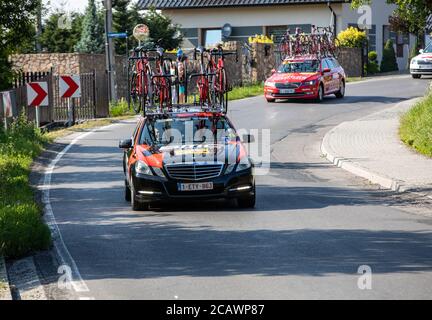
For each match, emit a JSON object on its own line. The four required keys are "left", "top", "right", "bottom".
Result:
{"left": 278, "top": 60, "right": 320, "bottom": 73}
{"left": 140, "top": 116, "right": 237, "bottom": 146}
{"left": 423, "top": 43, "right": 432, "bottom": 53}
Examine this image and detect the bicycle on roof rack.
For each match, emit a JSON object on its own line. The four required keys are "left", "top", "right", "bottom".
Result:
{"left": 127, "top": 43, "right": 239, "bottom": 117}
{"left": 276, "top": 25, "right": 340, "bottom": 62}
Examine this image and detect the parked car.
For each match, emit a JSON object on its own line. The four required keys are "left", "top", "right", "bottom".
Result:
{"left": 264, "top": 55, "right": 346, "bottom": 102}
{"left": 119, "top": 108, "right": 256, "bottom": 211}
{"left": 410, "top": 44, "right": 432, "bottom": 78}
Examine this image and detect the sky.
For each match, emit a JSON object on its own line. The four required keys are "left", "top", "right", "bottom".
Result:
{"left": 43, "top": 0, "right": 91, "bottom": 13}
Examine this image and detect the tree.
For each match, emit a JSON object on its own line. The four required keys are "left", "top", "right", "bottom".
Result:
{"left": 351, "top": 0, "right": 431, "bottom": 35}
{"left": 380, "top": 39, "right": 398, "bottom": 72}
{"left": 113, "top": 0, "right": 133, "bottom": 54}
{"left": 40, "top": 11, "right": 83, "bottom": 53}
{"left": 0, "top": 0, "right": 39, "bottom": 90}
{"left": 142, "top": 7, "right": 183, "bottom": 50}
{"left": 75, "top": 0, "right": 104, "bottom": 54}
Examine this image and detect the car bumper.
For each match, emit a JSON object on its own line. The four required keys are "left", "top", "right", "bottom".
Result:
{"left": 410, "top": 68, "right": 432, "bottom": 74}
{"left": 131, "top": 169, "right": 255, "bottom": 203}
{"left": 264, "top": 87, "right": 318, "bottom": 100}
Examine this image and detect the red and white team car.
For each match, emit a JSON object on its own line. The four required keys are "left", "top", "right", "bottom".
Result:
{"left": 264, "top": 55, "right": 346, "bottom": 103}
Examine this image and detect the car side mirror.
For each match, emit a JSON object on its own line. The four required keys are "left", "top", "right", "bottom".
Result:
{"left": 419, "top": 49, "right": 424, "bottom": 54}
{"left": 322, "top": 68, "right": 331, "bottom": 74}
{"left": 271, "top": 68, "right": 276, "bottom": 74}
{"left": 119, "top": 138, "right": 132, "bottom": 149}
{"left": 242, "top": 134, "right": 255, "bottom": 144}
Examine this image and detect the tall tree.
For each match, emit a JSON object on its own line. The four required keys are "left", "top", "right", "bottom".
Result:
{"left": 113, "top": 0, "right": 131, "bottom": 54}
{"left": 75, "top": 0, "right": 104, "bottom": 54}
{"left": 351, "top": 0, "right": 431, "bottom": 35}
{"left": 40, "top": 11, "right": 84, "bottom": 53}
{"left": 0, "top": 0, "right": 39, "bottom": 90}
{"left": 142, "top": 7, "right": 183, "bottom": 50}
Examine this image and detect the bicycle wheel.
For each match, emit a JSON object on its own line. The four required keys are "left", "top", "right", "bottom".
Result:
{"left": 206, "top": 64, "right": 216, "bottom": 107}
{"left": 215, "top": 68, "right": 227, "bottom": 111}
{"left": 129, "top": 64, "right": 141, "bottom": 114}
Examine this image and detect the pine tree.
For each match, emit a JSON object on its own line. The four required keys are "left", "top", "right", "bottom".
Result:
{"left": 40, "top": 12, "right": 83, "bottom": 53}
{"left": 113, "top": 0, "right": 131, "bottom": 54}
{"left": 380, "top": 39, "right": 399, "bottom": 72}
{"left": 75, "top": 0, "right": 104, "bottom": 54}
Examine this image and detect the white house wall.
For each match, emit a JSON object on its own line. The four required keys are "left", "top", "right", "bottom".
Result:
{"left": 165, "top": 4, "right": 343, "bottom": 30}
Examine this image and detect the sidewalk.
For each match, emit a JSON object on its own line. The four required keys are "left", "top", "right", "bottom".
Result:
{"left": 321, "top": 98, "right": 432, "bottom": 196}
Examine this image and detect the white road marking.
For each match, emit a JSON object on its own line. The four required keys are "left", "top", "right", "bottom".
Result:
{"left": 40, "top": 123, "right": 120, "bottom": 294}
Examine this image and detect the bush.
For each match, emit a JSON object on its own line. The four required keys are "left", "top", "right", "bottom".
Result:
{"left": 109, "top": 98, "right": 131, "bottom": 117}
{"left": 0, "top": 112, "right": 51, "bottom": 258}
{"left": 366, "top": 50, "right": 380, "bottom": 74}
{"left": 380, "top": 39, "right": 398, "bottom": 72}
{"left": 400, "top": 93, "right": 432, "bottom": 157}
{"left": 337, "top": 27, "right": 367, "bottom": 48}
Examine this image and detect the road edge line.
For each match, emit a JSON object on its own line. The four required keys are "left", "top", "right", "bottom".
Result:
{"left": 39, "top": 121, "right": 122, "bottom": 294}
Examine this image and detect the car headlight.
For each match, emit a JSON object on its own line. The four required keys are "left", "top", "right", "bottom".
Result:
{"left": 135, "top": 160, "right": 152, "bottom": 175}
{"left": 236, "top": 156, "right": 252, "bottom": 172}
{"left": 152, "top": 167, "right": 165, "bottom": 178}
{"left": 302, "top": 80, "right": 316, "bottom": 86}
{"left": 265, "top": 81, "right": 276, "bottom": 87}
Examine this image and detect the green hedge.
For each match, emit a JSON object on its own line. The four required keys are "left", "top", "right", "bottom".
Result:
{"left": 0, "top": 114, "right": 51, "bottom": 258}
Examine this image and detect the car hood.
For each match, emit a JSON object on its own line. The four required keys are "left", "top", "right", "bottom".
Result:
{"left": 268, "top": 72, "right": 319, "bottom": 83}
{"left": 136, "top": 142, "right": 246, "bottom": 168}
{"left": 412, "top": 52, "right": 432, "bottom": 61}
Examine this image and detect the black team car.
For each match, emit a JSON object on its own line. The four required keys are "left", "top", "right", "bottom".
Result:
{"left": 119, "top": 108, "right": 256, "bottom": 211}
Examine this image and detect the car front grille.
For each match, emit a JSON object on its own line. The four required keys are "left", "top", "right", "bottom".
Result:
{"left": 165, "top": 163, "right": 224, "bottom": 181}
{"left": 417, "top": 60, "right": 432, "bottom": 65}
{"left": 276, "top": 82, "right": 301, "bottom": 89}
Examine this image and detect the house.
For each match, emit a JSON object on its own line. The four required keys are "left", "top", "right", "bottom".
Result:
{"left": 138, "top": 0, "right": 415, "bottom": 70}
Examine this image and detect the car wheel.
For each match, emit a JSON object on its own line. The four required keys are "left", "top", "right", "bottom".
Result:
{"left": 266, "top": 98, "right": 276, "bottom": 103}
{"left": 125, "top": 180, "right": 131, "bottom": 202}
{"left": 412, "top": 74, "right": 421, "bottom": 79}
{"left": 131, "top": 183, "right": 149, "bottom": 211}
{"left": 316, "top": 84, "right": 324, "bottom": 103}
{"left": 335, "top": 80, "right": 345, "bottom": 98}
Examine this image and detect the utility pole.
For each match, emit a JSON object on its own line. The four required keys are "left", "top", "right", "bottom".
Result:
{"left": 103, "top": 0, "right": 117, "bottom": 103}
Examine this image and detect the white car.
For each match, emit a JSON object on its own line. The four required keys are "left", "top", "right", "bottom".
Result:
{"left": 410, "top": 44, "right": 432, "bottom": 79}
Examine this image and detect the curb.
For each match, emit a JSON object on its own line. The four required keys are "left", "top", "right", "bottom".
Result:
{"left": 321, "top": 129, "right": 404, "bottom": 192}
{"left": 321, "top": 97, "right": 432, "bottom": 198}
{"left": 0, "top": 257, "right": 12, "bottom": 300}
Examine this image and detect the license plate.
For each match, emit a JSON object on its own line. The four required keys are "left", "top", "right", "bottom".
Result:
{"left": 178, "top": 182, "right": 214, "bottom": 191}
{"left": 280, "top": 89, "right": 295, "bottom": 94}
{"left": 419, "top": 65, "right": 432, "bottom": 69}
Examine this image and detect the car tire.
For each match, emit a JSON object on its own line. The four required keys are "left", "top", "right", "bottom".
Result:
{"left": 131, "top": 183, "right": 149, "bottom": 211}
{"left": 316, "top": 84, "right": 324, "bottom": 103}
{"left": 125, "top": 180, "right": 131, "bottom": 202}
{"left": 266, "top": 98, "right": 276, "bottom": 103}
{"left": 335, "top": 80, "right": 345, "bottom": 98}
{"left": 412, "top": 74, "right": 421, "bottom": 79}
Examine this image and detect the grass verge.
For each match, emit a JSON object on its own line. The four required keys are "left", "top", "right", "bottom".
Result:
{"left": 400, "top": 93, "right": 432, "bottom": 157}
{"left": 228, "top": 82, "right": 264, "bottom": 100}
{"left": 0, "top": 114, "right": 51, "bottom": 258}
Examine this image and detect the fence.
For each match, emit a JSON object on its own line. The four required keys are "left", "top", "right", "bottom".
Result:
{"left": 6, "top": 70, "right": 109, "bottom": 126}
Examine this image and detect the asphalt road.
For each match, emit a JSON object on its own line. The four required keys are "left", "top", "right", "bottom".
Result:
{"left": 45, "top": 75, "right": 432, "bottom": 299}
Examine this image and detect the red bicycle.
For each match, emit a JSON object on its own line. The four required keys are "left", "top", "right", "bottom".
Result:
{"left": 207, "top": 44, "right": 237, "bottom": 112}
{"left": 128, "top": 46, "right": 156, "bottom": 115}
{"left": 189, "top": 46, "right": 214, "bottom": 107}
{"left": 151, "top": 46, "right": 174, "bottom": 113}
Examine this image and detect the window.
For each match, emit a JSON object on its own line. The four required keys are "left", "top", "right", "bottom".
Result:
{"left": 204, "top": 29, "right": 222, "bottom": 46}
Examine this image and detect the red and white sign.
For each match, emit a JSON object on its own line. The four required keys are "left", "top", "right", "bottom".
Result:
{"left": 27, "top": 82, "right": 49, "bottom": 107}
{"left": 59, "top": 75, "right": 81, "bottom": 98}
